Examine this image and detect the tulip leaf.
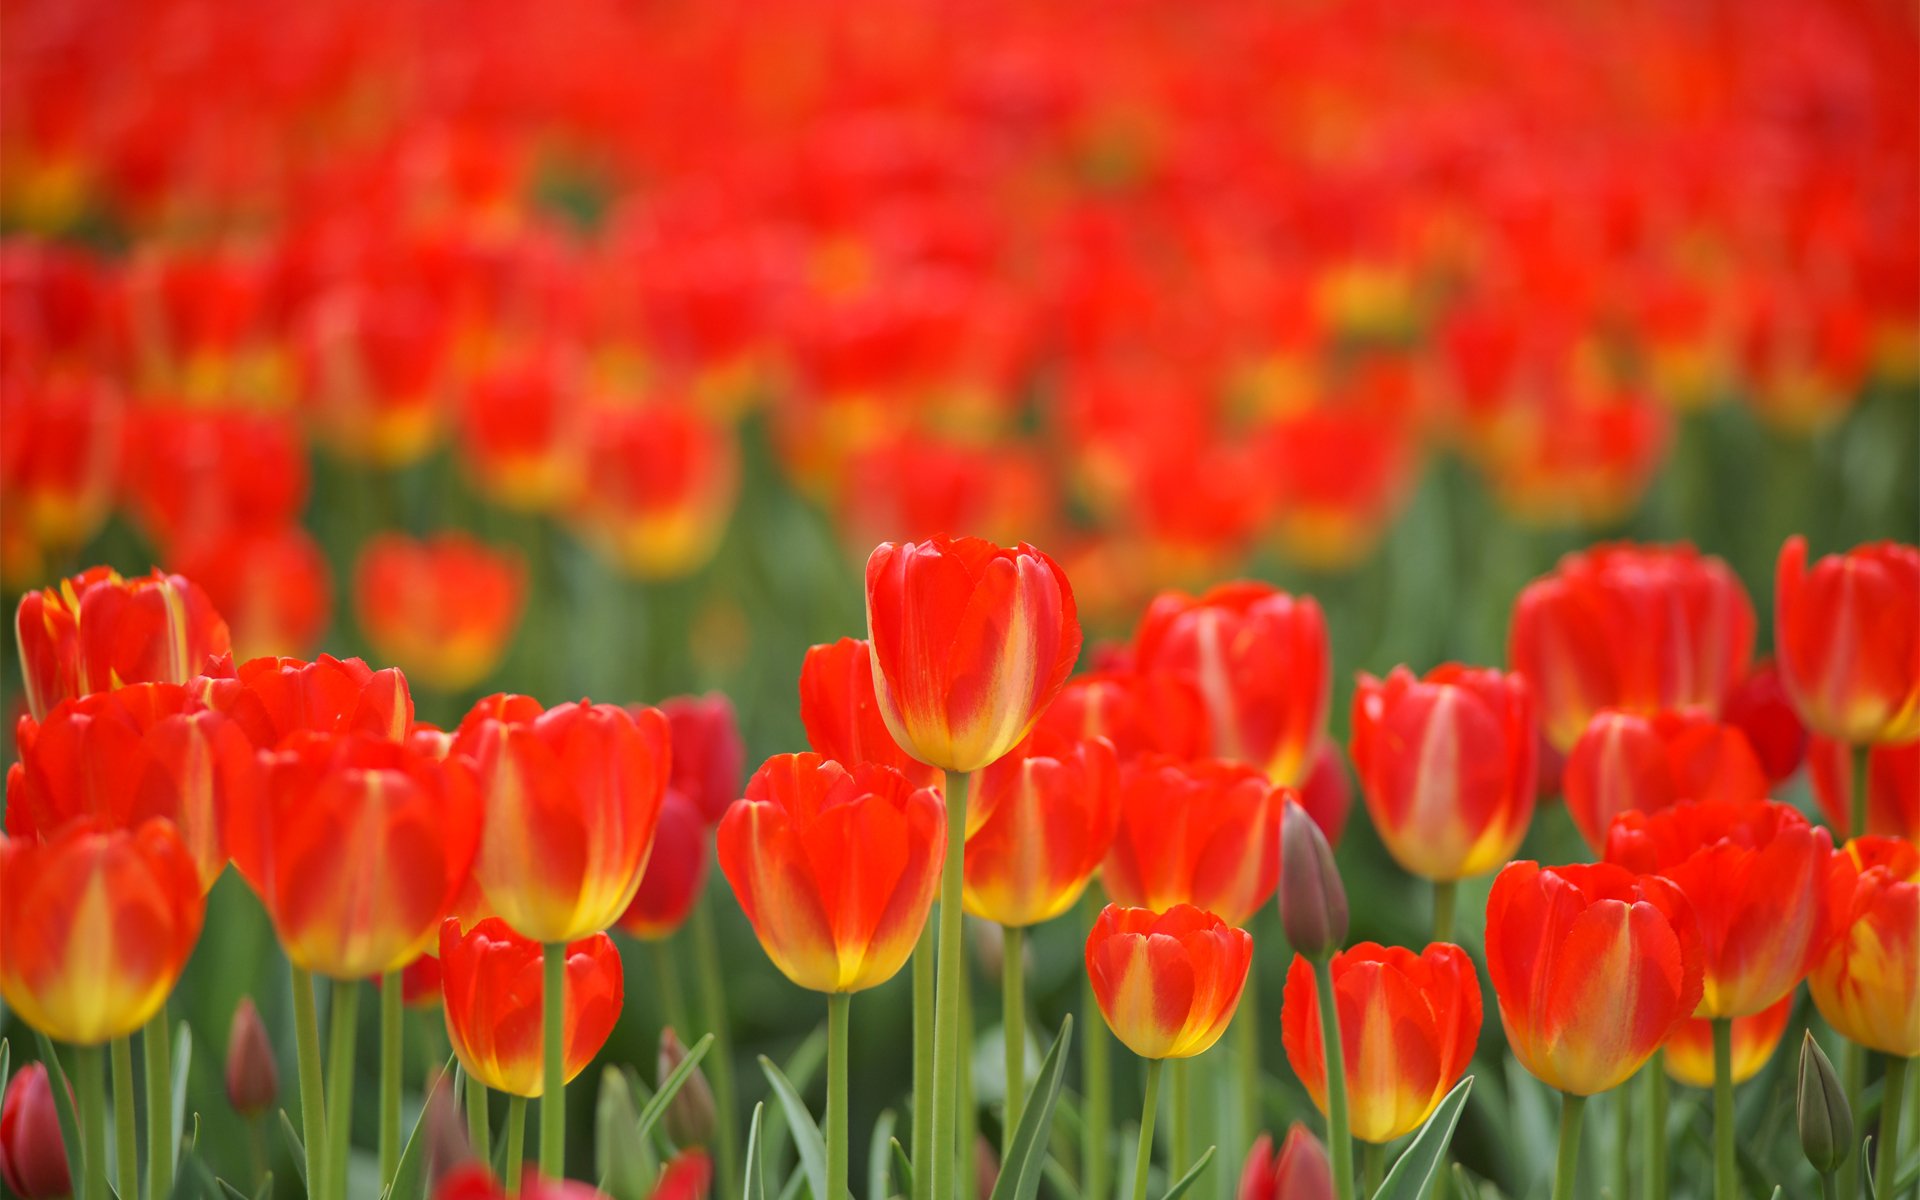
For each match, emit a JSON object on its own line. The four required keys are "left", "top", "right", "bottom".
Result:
{"left": 890, "top": 1138, "right": 914, "bottom": 1199}
{"left": 220, "top": 1178, "right": 253, "bottom": 1200}
{"left": 988, "top": 1013, "right": 1075, "bottom": 1200}
{"left": 758, "top": 1054, "right": 828, "bottom": 1200}
{"left": 598, "top": 1065, "right": 653, "bottom": 1200}
{"left": 381, "top": 1056, "right": 454, "bottom": 1200}
{"left": 254, "top": 1172, "right": 276, "bottom": 1200}
{"left": 763, "top": 1026, "right": 828, "bottom": 1183}
{"left": 277, "top": 1109, "right": 308, "bottom": 1188}
{"left": 0, "top": 1037, "right": 10, "bottom": 1100}
{"left": 636, "top": 1031, "right": 715, "bottom": 1145}
{"left": 1370, "top": 1075, "right": 1474, "bottom": 1200}
{"left": 744, "top": 1103, "right": 767, "bottom": 1200}
{"left": 867, "top": 1109, "right": 897, "bottom": 1200}
{"left": 776, "top": 1165, "right": 808, "bottom": 1200}
{"left": 32, "top": 1033, "right": 85, "bottom": 1194}
{"left": 1767, "top": 1189, "right": 1782, "bottom": 1200}
{"left": 1864, "top": 1136, "right": 1878, "bottom": 1200}
{"left": 171, "top": 1021, "right": 194, "bottom": 1157}
{"left": 1158, "top": 1145, "right": 1215, "bottom": 1200}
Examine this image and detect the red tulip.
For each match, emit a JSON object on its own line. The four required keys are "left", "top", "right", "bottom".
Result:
{"left": 1351, "top": 664, "right": 1536, "bottom": 881}
{"left": 1485, "top": 861, "right": 1703, "bottom": 1095}
{"left": 1809, "top": 837, "right": 1919, "bottom": 1057}
{"left": 1238, "top": 1125, "right": 1333, "bottom": 1200}
{"left": 1509, "top": 543, "right": 1755, "bottom": 751}
{"left": 650, "top": 1150, "right": 714, "bottom": 1200}
{"left": 122, "top": 408, "right": 309, "bottom": 551}
{"left": 399, "top": 953, "right": 445, "bottom": 1008}
{"left": 1085, "top": 903, "right": 1253, "bottom": 1060}
{"left": 1807, "top": 736, "right": 1918, "bottom": 840}
{"left": 15, "top": 566, "right": 232, "bottom": 721}
{"left": 571, "top": 401, "right": 740, "bottom": 581}
{"left": 1030, "top": 669, "right": 1211, "bottom": 765}
{"left": 456, "top": 349, "right": 587, "bottom": 512}
{"left": 0, "top": 1063, "right": 70, "bottom": 1199}
{"left": 1102, "top": 757, "right": 1283, "bottom": 928}
{"left": 0, "top": 373, "right": 122, "bottom": 568}
{"left": 1718, "top": 660, "right": 1808, "bottom": 785}
{"left": 436, "top": 1164, "right": 619, "bottom": 1200}
{"left": 0, "top": 818, "right": 206, "bottom": 1044}
{"left": 865, "top": 535, "right": 1081, "bottom": 773}
{"left": 225, "top": 995, "right": 279, "bottom": 1116}
{"left": 798, "top": 637, "right": 944, "bottom": 791}
{"left": 1133, "top": 582, "right": 1329, "bottom": 786}
{"left": 354, "top": 533, "right": 526, "bottom": 693}
{"left": 440, "top": 918, "right": 624, "bottom": 1097}
{"left": 195, "top": 653, "right": 413, "bottom": 748}
{"left": 1256, "top": 405, "right": 1418, "bottom": 573}
{"left": 1296, "top": 742, "right": 1353, "bottom": 851}
{"left": 1281, "top": 942, "right": 1481, "bottom": 1143}
{"left": 1663, "top": 996, "right": 1792, "bottom": 1089}
{"left": 718, "top": 753, "right": 945, "bottom": 993}
{"left": 962, "top": 731, "right": 1120, "bottom": 927}
{"left": 454, "top": 696, "right": 671, "bottom": 943}
{"left": 1775, "top": 537, "right": 1920, "bottom": 745}
{"left": 617, "top": 794, "right": 709, "bottom": 940}
{"left": 659, "top": 693, "right": 746, "bottom": 825}
{"left": 1562, "top": 709, "right": 1769, "bottom": 853}
{"left": 295, "top": 282, "right": 453, "bottom": 467}
{"left": 169, "top": 524, "right": 333, "bottom": 660}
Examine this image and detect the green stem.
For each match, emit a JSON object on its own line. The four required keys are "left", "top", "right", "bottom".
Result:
{"left": 76, "top": 1043, "right": 108, "bottom": 1200}
{"left": 1712, "top": 1017, "right": 1735, "bottom": 1200}
{"left": 1363, "top": 1142, "right": 1385, "bottom": 1196}
{"left": 1553, "top": 1092, "right": 1586, "bottom": 1200}
{"left": 466, "top": 1072, "right": 493, "bottom": 1168}
{"left": 110, "top": 1036, "right": 137, "bottom": 1200}
{"left": 1081, "top": 889, "right": 1113, "bottom": 1200}
{"left": 1314, "top": 956, "right": 1356, "bottom": 1200}
{"left": 1236, "top": 971, "right": 1261, "bottom": 1171}
{"left": 652, "top": 939, "right": 692, "bottom": 1039}
{"left": 1645, "top": 1053, "right": 1669, "bottom": 1200}
{"left": 1852, "top": 741, "right": 1871, "bottom": 840}
{"left": 1432, "top": 880, "right": 1457, "bottom": 944}
{"left": 1841, "top": 1042, "right": 1865, "bottom": 1200}
{"left": 1819, "top": 1170, "right": 1839, "bottom": 1200}
{"left": 913, "top": 923, "right": 936, "bottom": 1200}
{"left": 380, "top": 971, "right": 404, "bottom": 1188}
{"left": 506, "top": 1096, "right": 528, "bottom": 1196}
{"left": 292, "top": 967, "right": 330, "bottom": 1200}
{"left": 691, "top": 894, "right": 741, "bottom": 1200}
{"left": 327, "top": 979, "right": 361, "bottom": 1200}
{"left": 1880, "top": 1055, "right": 1909, "bottom": 1198}
{"left": 1132, "top": 1060, "right": 1164, "bottom": 1200}
{"left": 1612, "top": 1078, "right": 1632, "bottom": 1200}
{"left": 250, "top": 1115, "right": 269, "bottom": 1187}
{"left": 1170, "top": 1059, "right": 1192, "bottom": 1174}
{"left": 931, "top": 770, "right": 970, "bottom": 1200}
{"left": 961, "top": 958, "right": 978, "bottom": 1200}
{"left": 542, "top": 942, "right": 567, "bottom": 1177}
{"left": 829, "top": 993, "right": 852, "bottom": 1200}
{"left": 1003, "top": 924, "right": 1026, "bottom": 1147}
{"left": 145, "top": 1004, "right": 174, "bottom": 1200}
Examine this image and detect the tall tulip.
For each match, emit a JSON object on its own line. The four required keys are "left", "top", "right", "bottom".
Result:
{"left": 1102, "top": 756, "right": 1283, "bottom": 929}
{"left": 1774, "top": 537, "right": 1920, "bottom": 746}
{"left": 1562, "top": 709, "right": 1769, "bottom": 852}
{"left": 15, "top": 566, "right": 232, "bottom": 720}
{"left": 1810, "top": 837, "right": 1918, "bottom": 1058}
{"left": 440, "top": 918, "right": 625, "bottom": 1097}
{"left": 798, "top": 637, "right": 944, "bottom": 790}
{"left": 659, "top": 693, "right": 746, "bottom": 824}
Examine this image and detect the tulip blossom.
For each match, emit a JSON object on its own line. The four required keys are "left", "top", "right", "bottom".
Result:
{"left": 572, "top": 400, "right": 740, "bottom": 581}
{"left": 169, "top": 524, "right": 333, "bottom": 660}
{"left": 1775, "top": 538, "right": 1920, "bottom": 745}
{"left": 1085, "top": 903, "right": 1253, "bottom": 1060}
{"left": 1562, "top": 709, "right": 1770, "bottom": 852}
{"left": 0, "top": 1063, "right": 70, "bottom": 1199}
{"left": 865, "top": 535, "right": 1082, "bottom": 774}
{"left": 1281, "top": 942, "right": 1482, "bottom": 1143}
{"left": 1719, "top": 659, "right": 1808, "bottom": 785}
{"left": 1102, "top": 757, "right": 1283, "bottom": 928}
{"left": 353, "top": 533, "right": 527, "bottom": 693}
{"left": 962, "top": 731, "right": 1119, "bottom": 928}
{"left": 1605, "top": 799, "right": 1835, "bottom": 1018}
{"left": 398, "top": 954, "right": 444, "bottom": 1008}
{"left": 1133, "top": 581, "right": 1329, "bottom": 786}
{"left": 194, "top": 652, "right": 413, "bottom": 748}
{"left": 799, "top": 636, "right": 945, "bottom": 791}
{"left": 1509, "top": 543, "right": 1755, "bottom": 751}
{"left": 1238, "top": 1125, "right": 1333, "bottom": 1200}
{"left": 1664, "top": 996, "right": 1793, "bottom": 1089}
{"left": 122, "top": 407, "right": 309, "bottom": 551}
{"left": 455, "top": 349, "right": 587, "bottom": 512}
{"left": 294, "top": 281, "right": 453, "bottom": 467}
{"left": 1030, "top": 668, "right": 1211, "bottom": 764}
{"left": 1296, "top": 742, "right": 1353, "bottom": 850}
{"left": 1485, "top": 861, "right": 1704, "bottom": 1095}
{"left": 1809, "top": 837, "right": 1919, "bottom": 1057}
{"left": 15, "top": 566, "right": 232, "bottom": 720}
{"left": 1350, "top": 664, "right": 1536, "bottom": 881}
{"left": 718, "top": 753, "right": 945, "bottom": 993}
{"left": 0, "top": 818, "right": 206, "bottom": 1044}
{"left": 1807, "top": 736, "right": 1918, "bottom": 840}
{"left": 455, "top": 695, "right": 671, "bottom": 943}
{"left": 617, "top": 793, "right": 709, "bottom": 940}
{"left": 659, "top": 693, "right": 746, "bottom": 824}
{"left": 0, "top": 373, "right": 122, "bottom": 571}
{"left": 439, "top": 918, "right": 625, "bottom": 1097}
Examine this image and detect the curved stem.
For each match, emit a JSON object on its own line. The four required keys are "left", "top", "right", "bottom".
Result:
{"left": 506, "top": 1096, "right": 528, "bottom": 1197}
{"left": 1081, "top": 890, "right": 1114, "bottom": 1200}
{"left": 1879, "top": 1054, "right": 1909, "bottom": 1198}
{"left": 931, "top": 770, "right": 971, "bottom": 1200}
{"left": 1132, "top": 1060, "right": 1164, "bottom": 1200}
{"left": 380, "top": 971, "right": 404, "bottom": 1188}
{"left": 1431, "top": 880, "right": 1457, "bottom": 944}
{"left": 1314, "top": 956, "right": 1355, "bottom": 1200}
{"left": 465, "top": 1071, "right": 493, "bottom": 1168}
{"left": 1003, "top": 924, "right": 1026, "bottom": 1147}
{"left": 913, "top": 924, "right": 936, "bottom": 1200}
{"left": 1712, "top": 1017, "right": 1735, "bottom": 1200}
{"left": 541, "top": 942, "right": 567, "bottom": 1177}
{"left": 111, "top": 1036, "right": 137, "bottom": 1200}
{"left": 1170, "top": 1059, "right": 1192, "bottom": 1174}
{"left": 292, "top": 968, "right": 329, "bottom": 1200}
{"left": 76, "top": 1043, "right": 108, "bottom": 1200}
{"left": 145, "top": 1004, "right": 174, "bottom": 1200}
{"left": 690, "top": 894, "right": 741, "bottom": 1199}
{"left": 327, "top": 979, "right": 361, "bottom": 1200}
{"left": 1645, "top": 1053, "right": 1669, "bottom": 1200}
{"left": 652, "top": 939, "right": 691, "bottom": 1039}
{"left": 1553, "top": 1093, "right": 1587, "bottom": 1200}
{"left": 828, "top": 993, "right": 852, "bottom": 1200}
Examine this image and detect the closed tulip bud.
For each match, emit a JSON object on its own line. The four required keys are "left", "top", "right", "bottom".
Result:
{"left": 658, "top": 1028, "right": 719, "bottom": 1149}
{"left": 1280, "top": 800, "right": 1347, "bottom": 962}
{"left": 1563, "top": 709, "right": 1769, "bottom": 853}
{"left": 16, "top": 565, "right": 233, "bottom": 721}
{"left": 1663, "top": 996, "right": 1792, "bottom": 1089}
{"left": 1238, "top": 1125, "right": 1333, "bottom": 1200}
{"left": 1085, "top": 903, "right": 1253, "bottom": 1060}
{"left": 659, "top": 693, "right": 746, "bottom": 825}
{"left": 0, "top": 1063, "right": 71, "bottom": 1199}
{"left": 440, "top": 918, "right": 624, "bottom": 1098}
{"left": 798, "top": 637, "right": 944, "bottom": 791}
{"left": 225, "top": 996, "right": 279, "bottom": 1116}
{"left": 617, "top": 795, "right": 709, "bottom": 940}
{"left": 1775, "top": 537, "right": 1920, "bottom": 745}
{"left": 1810, "top": 837, "right": 1919, "bottom": 1057}
{"left": 962, "top": 731, "right": 1120, "bottom": 927}
{"left": 1104, "top": 757, "right": 1284, "bottom": 928}
{"left": 1797, "top": 1031, "right": 1853, "bottom": 1175}
{"left": 354, "top": 533, "right": 527, "bottom": 693}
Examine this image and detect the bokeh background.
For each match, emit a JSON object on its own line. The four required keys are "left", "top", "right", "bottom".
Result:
{"left": 2, "top": 0, "right": 1917, "bottom": 1195}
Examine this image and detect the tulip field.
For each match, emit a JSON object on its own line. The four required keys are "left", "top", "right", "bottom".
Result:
{"left": 2, "top": 2, "right": 1919, "bottom": 1200}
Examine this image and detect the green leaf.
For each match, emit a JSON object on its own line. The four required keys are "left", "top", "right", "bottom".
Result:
{"left": 1, "top": 1037, "right": 11, "bottom": 1100}
{"left": 1158, "top": 1146, "right": 1214, "bottom": 1200}
{"left": 381, "top": 1056, "right": 455, "bottom": 1200}
{"left": 989, "top": 1013, "right": 1075, "bottom": 1200}
{"left": 1041, "top": 1153, "right": 1080, "bottom": 1200}
{"left": 1865, "top": 1135, "right": 1878, "bottom": 1200}
{"left": 219, "top": 1179, "right": 253, "bottom": 1200}
{"left": 775, "top": 1165, "right": 808, "bottom": 1200}
{"left": 170, "top": 1021, "right": 194, "bottom": 1157}
{"left": 32, "top": 1034, "right": 84, "bottom": 1194}
{"left": 867, "top": 1109, "right": 897, "bottom": 1200}
{"left": 890, "top": 1139, "right": 914, "bottom": 1200}
{"left": 763, "top": 1027, "right": 828, "bottom": 1183}
{"left": 744, "top": 1103, "right": 767, "bottom": 1200}
{"left": 1371, "top": 1076, "right": 1474, "bottom": 1200}
{"left": 254, "top": 1172, "right": 276, "bottom": 1200}
{"left": 758, "top": 1055, "right": 828, "bottom": 1200}
{"left": 597, "top": 1066, "right": 652, "bottom": 1200}
{"left": 636, "top": 1032, "right": 714, "bottom": 1145}
{"left": 1766, "top": 1189, "right": 1782, "bottom": 1200}
{"left": 277, "top": 1109, "right": 309, "bottom": 1189}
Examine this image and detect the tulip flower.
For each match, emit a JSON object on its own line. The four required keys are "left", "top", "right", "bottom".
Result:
{"left": 1133, "top": 581, "right": 1329, "bottom": 786}
{"left": 194, "top": 652, "right": 413, "bottom": 748}
{"left": 122, "top": 407, "right": 310, "bottom": 550}
{"left": 1797, "top": 1032, "right": 1853, "bottom": 1180}
{"left": 434, "top": 1163, "right": 620, "bottom": 1200}
{"left": 1562, "top": 709, "right": 1770, "bottom": 852}
{"left": 799, "top": 636, "right": 945, "bottom": 790}
{"left": 169, "top": 524, "right": 334, "bottom": 660}
{"left": 0, "top": 818, "right": 206, "bottom": 1045}
{"left": 225, "top": 996, "right": 279, "bottom": 1117}
{"left": 398, "top": 954, "right": 444, "bottom": 1008}
{"left": 1663, "top": 996, "right": 1792, "bottom": 1089}
{"left": 650, "top": 1150, "right": 713, "bottom": 1200}
{"left": 15, "top": 566, "right": 233, "bottom": 721}
{"left": 1775, "top": 537, "right": 1920, "bottom": 746}
{"left": 1238, "top": 1125, "right": 1333, "bottom": 1200}
{"left": 354, "top": 533, "right": 527, "bottom": 693}
{"left": 1031, "top": 668, "right": 1212, "bottom": 764}
{"left": 571, "top": 400, "right": 740, "bottom": 580}
{"left": 1509, "top": 542, "right": 1755, "bottom": 751}
{"left": 440, "top": 917, "right": 624, "bottom": 1096}
{"left": 455, "top": 349, "right": 588, "bottom": 512}
{"left": 659, "top": 693, "right": 746, "bottom": 825}
{"left": 1807, "top": 735, "right": 1918, "bottom": 840}
{"left": 294, "top": 282, "right": 452, "bottom": 467}
{"left": 1281, "top": 942, "right": 1482, "bottom": 1144}
{"left": 1085, "top": 903, "right": 1253, "bottom": 1060}
{"left": 617, "top": 793, "right": 708, "bottom": 940}
{"left": 1296, "top": 743, "right": 1353, "bottom": 851}
{"left": 658, "top": 1029, "right": 719, "bottom": 1151}
{"left": 1102, "top": 757, "right": 1283, "bottom": 928}
{"left": 962, "top": 731, "right": 1120, "bottom": 928}
{"left": 1, "top": 373, "right": 122, "bottom": 572}
{"left": 0, "top": 1063, "right": 70, "bottom": 1200}
{"left": 1719, "top": 659, "right": 1808, "bottom": 785}
{"left": 1809, "top": 837, "right": 1919, "bottom": 1058}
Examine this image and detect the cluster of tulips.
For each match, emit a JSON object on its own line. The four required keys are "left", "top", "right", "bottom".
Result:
{"left": 1, "top": 528, "right": 1916, "bottom": 1200}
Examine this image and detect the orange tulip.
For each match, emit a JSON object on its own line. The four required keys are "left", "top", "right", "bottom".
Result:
{"left": 572, "top": 400, "right": 740, "bottom": 581}
{"left": 1102, "top": 756, "right": 1284, "bottom": 928}
{"left": 1133, "top": 581, "right": 1329, "bottom": 786}
{"left": 440, "top": 917, "right": 624, "bottom": 1097}
{"left": 617, "top": 793, "right": 708, "bottom": 940}
{"left": 1281, "top": 942, "right": 1482, "bottom": 1143}
{"left": 195, "top": 653, "right": 413, "bottom": 748}
{"left": 6, "top": 682, "right": 258, "bottom": 890}
{"left": 1030, "top": 669, "right": 1211, "bottom": 765}
{"left": 1485, "top": 861, "right": 1703, "bottom": 1095}
{"left": 455, "top": 349, "right": 587, "bottom": 512}
{"left": 798, "top": 637, "right": 944, "bottom": 791}
{"left": 169, "top": 525, "right": 334, "bottom": 660}
{"left": 0, "top": 373, "right": 122, "bottom": 573}
{"left": 0, "top": 818, "right": 205, "bottom": 1044}
{"left": 659, "top": 693, "right": 747, "bottom": 824}
{"left": 1562, "top": 709, "right": 1769, "bottom": 852}
{"left": 1509, "top": 543, "right": 1754, "bottom": 751}
{"left": 15, "top": 566, "right": 232, "bottom": 721}
{"left": 865, "top": 535, "right": 1082, "bottom": 774}
{"left": 236, "top": 732, "right": 480, "bottom": 979}
{"left": 1238, "top": 1125, "right": 1333, "bottom": 1200}
{"left": 1775, "top": 537, "right": 1920, "bottom": 745}
{"left": 1085, "top": 903, "right": 1253, "bottom": 1060}
{"left": 453, "top": 696, "right": 671, "bottom": 944}
{"left": 962, "top": 731, "right": 1119, "bottom": 927}
{"left": 717, "top": 753, "right": 945, "bottom": 993}
{"left": 354, "top": 532, "right": 527, "bottom": 692}
{"left": 1663, "top": 996, "right": 1792, "bottom": 1089}
{"left": 1807, "top": 736, "right": 1918, "bottom": 841}
{"left": 1606, "top": 799, "right": 1835, "bottom": 1018}
{"left": 295, "top": 282, "right": 452, "bottom": 467}
{"left": 1809, "top": 837, "right": 1919, "bottom": 1056}
{"left": 1351, "top": 664, "right": 1536, "bottom": 881}
{"left": 122, "top": 408, "right": 310, "bottom": 552}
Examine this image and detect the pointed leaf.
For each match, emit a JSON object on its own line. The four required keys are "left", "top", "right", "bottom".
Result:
{"left": 988, "top": 1014, "right": 1075, "bottom": 1200}
{"left": 1, "top": 1038, "right": 11, "bottom": 1101}
{"left": 1865, "top": 1135, "right": 1878, "bottom": 1200}
{"left": 382, "top": 1056, "right": 455, "bottom": 1200}
{"left": 254, "top": 1173, "right": 276, "bottom": 1200}
{"left": 763, "top": 1027, "right": 828, "bottom": 1186}
{"left": 867, "top": 1109, "right": 898, "bottom": 1200}
{"left": 220, "top": 1179, "right": 252, "bottom": 1200}
{"left": 32, "top": 1034, "right": 84, "bottom": 1193}
{"left": 776, "top": 1165, "right": 807, "bottom": 1200}
{"left": 1371, "top": 1076, "right": 1474, "bottom": 1200}
{"left": 597, "top": 1066, "right": 651, "bottom": 1200}
{"left": 744, "top": 1103, "right": 767, "bottom": 1200}
{"left": 278, "top": 1109, "right": 309, "bottom": 1189}
{"left": 1159, "top": 1146, "right": 1214, "bottom": 1200}
{"left": 890, "top": 1139, "right": 914, "bottom": 1200}
{"left": 758, "top": 1055, "right": 827, "bottom": 1200}
{"left": 171, "top": 1022, "right": 194, "bottom": 1156}
{"left": 636, "top": 1032, "right": 715, "bottom": 1144}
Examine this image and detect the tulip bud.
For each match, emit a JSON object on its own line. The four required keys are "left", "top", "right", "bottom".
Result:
{"left": 975, "top": 1134, "right": 1000, "bottom": 1200}
{"left": 1280, "top": 799, "right": 1347, "bottom": 961}
{"left": 1796, "top": 1031, "right": 1852, "bottom": 1176}
{"left": 0, "top": 1063, "right": 72, "bottom": 1199}
{"left": 658, "top": 1028, "right": 718, "bottom": 1149}
{"left": 225, "top": 996, "right": 280, "bottom": 1117}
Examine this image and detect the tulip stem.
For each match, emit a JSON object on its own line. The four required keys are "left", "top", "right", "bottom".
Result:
{"left": 466, "top": 1071, "right": 493, "bottom": 1166}
{"left": 1645, "top": 1053, "right": 1669, "bottom": 1200}
{"left": 961, "top": 958, "right": 979, "bottom": 1200}
{"left": 76, "top": 1043, "right": 108, "bottom": 1200}
{"left": 1431, "top": 880, "right": 1456, "bottom": 943}
{"left": 327, "top": 979, "right": 361, "bottom": 1200}
{"left": 1818, "top": 1170, "right": 1839, "bottom": 1200}
{"left": 110, "top": 1036, "right": 137, "bottom": 1200}
{"left": 1313, "top": 956, "right": 1356, "bottom": 1200}
{"left": 145, "top": 1004, "right": 174, "bottom": 1200}
{"left": 1851, "top": 741, "right": 1871, "bottom": 839}
{"left": 542, "top": 941, "right": 567, "bottom": 1177}
{"left": 1132, "top": 1059, "right": 1163, "bottom": 1200}
{"left": 1081, "top": 891, "right": 1113, "bottom": 1200}
{"left": 828, "top": 992, "right": 852, "bottom": 1200}
{"left": 1003, "top": 924, "right": 1026, "bottom": 1147}
{"left": 691, "top": 893, "right": 741, "bottom": 1200}
{"left": 380, "top": 971, "right": 404, "bottom": 1188}
{"left": 292, "top": 967, "right": 330, "bottom": 1200}
{"left": 1365, "top": 1142, "right": 1387, "bottom": 1194}
{"left": 506, "top": 1095, "right": 528, "bottom": 1196}
{"left": 932, "top": 770, "right": 971, "bottom": 1200}
{"left": 653, "top": 939, "right": 692, "bottom": 1040}
{"left": 1235, "top": 978, "right": 1261, "bottom": 1170}
{"left": 1841, "top": 1042, "right": 1865, "bottom": 1200}
{"left": 1880, "top": 1054, "right": 1909, "bottom": 1198}
{"left": 1170, "top": 1060, "right": 1192, "bottom": 1173}
{"left": 1553, "top": 1093, "right": 1586, "bottom": 1200}
{"left": 1611, "top": 1081, "right": 1631, "bottom": 1200}
{"left": 913, "top": 922, "right": 936, "bottom": 1200}
{"left": 1712, "top": 1018, "right": 1735, "bottom": 1200}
